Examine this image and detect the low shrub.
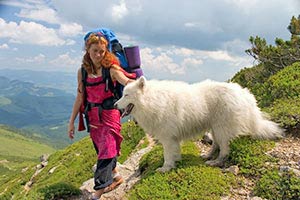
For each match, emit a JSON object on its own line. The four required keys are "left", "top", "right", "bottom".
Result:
{"left": 254, "top": 170, "right": 300, "bottom": 200}
{"left": 264, "top": 98, "right": 300, "bottom": 136}
{"left": 228, "top": 136, "right": 276, "bottom": 176}
{"left": 39, "top": 182, "right": 81, "bottom": 200}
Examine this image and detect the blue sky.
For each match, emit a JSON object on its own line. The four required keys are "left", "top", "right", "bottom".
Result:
{"left": 0, "top": 0, "right": 299, "bottom": 82}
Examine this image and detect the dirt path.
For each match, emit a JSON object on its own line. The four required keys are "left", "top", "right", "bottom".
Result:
{"left": 74, "top": 135, "right": 155, "bottom": 200}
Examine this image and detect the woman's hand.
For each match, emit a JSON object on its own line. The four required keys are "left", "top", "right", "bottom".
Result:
{"left": 68, "top": 123, "right": 75, "bottom": 139}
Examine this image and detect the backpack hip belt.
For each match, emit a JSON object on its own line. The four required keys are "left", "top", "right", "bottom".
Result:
{"left": 84, "top": 96, "right": 118, "bottom": 125}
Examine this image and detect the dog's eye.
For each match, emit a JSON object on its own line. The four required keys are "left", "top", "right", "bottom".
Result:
{"left": 124, "top": 94, "right": 129, "bottom": 97}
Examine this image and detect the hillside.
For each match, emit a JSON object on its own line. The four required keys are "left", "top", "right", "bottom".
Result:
{"left": 0, "top": 69, "right": 76, "bottom": 93}
{"left": 0, "top": 125, "right": 55, "bottom": 186}
{"left": 231, "top": 62, "right": 300, "bottom": 135}
{"left": 1, "top": 62, "right": 299, "bottom": 200}
{"left": 0, "top": 121, "right": 146, "bottom": 199}
{"left": 1, "top": 59, "right": 300, "bottom": 199}
{"left": 0, "top": 76, "right": 80, "bottom": 148}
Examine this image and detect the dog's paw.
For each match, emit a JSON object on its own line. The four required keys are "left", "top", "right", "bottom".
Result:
{"left": 205, "top": 159, "right": 224, "bottom": 167}
{"left": 156, "top": 166, "right": 172, "bottom": 173}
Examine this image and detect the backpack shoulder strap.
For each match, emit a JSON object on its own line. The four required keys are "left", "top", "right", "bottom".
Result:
{"left": 102, "top": 67, "right": 110, "bottom": 92}
{"left": 81, "top": 67, "right": 87, "bottom": 86}
{"left": 102, "top": 67, "right": 119, "bottom": 98}
{"left": 81, "top": 67, "right": 88, "bottom": 106}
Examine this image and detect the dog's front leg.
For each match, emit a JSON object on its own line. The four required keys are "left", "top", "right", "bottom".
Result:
{"left": 156, "top": 139, "right": 181, "bottom": 173}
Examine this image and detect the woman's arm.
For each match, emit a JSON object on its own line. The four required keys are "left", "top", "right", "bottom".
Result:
{"left": 110, "top": 64, "right": 135, "bottom": 86}
{"left": 67, "top": 68, "right": 84, "bottom": 139}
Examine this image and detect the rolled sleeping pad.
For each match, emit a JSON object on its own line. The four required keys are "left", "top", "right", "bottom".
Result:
{"left": 124, "top": 46, "right": 141, "bottom": 69}
{"left": 132, "top": 68, "right": 143, "bottom": 78}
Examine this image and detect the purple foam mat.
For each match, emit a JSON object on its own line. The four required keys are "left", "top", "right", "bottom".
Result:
{"left": 124, "top": 46, "right": 141, "bottom": 68}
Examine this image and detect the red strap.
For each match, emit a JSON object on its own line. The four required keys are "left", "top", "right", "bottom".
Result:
{"left": 78, "top": 111, "right": 86, "bottom": 131}
{"left": 112, "top": 64, "right": 137, "bottom": 79}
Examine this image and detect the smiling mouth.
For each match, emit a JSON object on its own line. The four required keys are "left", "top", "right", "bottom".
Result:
{"left": 121, "top": 103, "right": 134, "bottom": 118}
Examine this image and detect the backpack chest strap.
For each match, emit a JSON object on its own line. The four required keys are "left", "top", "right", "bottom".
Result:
{"left": 85, "top": 79, "right": 106, "bottom": 87}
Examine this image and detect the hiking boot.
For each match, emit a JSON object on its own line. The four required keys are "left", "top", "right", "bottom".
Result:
{"left": 103, "top": 174, "right": 124, "bottom": 193}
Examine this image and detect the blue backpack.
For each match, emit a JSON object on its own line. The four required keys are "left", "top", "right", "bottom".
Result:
{"left": 84, "top": 28, "right": 130, "bottom": 73}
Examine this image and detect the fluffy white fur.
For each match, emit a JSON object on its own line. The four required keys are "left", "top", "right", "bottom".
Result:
{"left": 115, "top": 77, "right": 283, "bottom": 172}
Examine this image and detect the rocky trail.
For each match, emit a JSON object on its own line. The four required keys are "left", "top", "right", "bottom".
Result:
{"left": 73, "top": 136, "right": 155, "bottom": 200}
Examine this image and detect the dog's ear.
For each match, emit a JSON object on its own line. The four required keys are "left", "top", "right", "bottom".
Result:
{"left": 138, "top": 76, "right": 146, "bottom": 90}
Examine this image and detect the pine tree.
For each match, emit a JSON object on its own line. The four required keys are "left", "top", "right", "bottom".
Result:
{"left": 245, "top": 15, "right": 300, "bottom": 76}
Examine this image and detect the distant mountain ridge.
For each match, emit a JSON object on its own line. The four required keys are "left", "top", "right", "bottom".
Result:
{"left": 0, "top": 76, "right": 74, "bottom": 127}
{"left": 0, "top": 74, "right": 80, "bottom": 148}
{"left": 0, "top": 68, "right": 77, "bottom": 93}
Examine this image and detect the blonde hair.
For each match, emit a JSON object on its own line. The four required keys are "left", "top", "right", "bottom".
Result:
{"left": 82, "top": 33, "right": 119, "bottom": 74}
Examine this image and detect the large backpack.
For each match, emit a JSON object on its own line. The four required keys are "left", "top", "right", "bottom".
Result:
{"left": 78, "top": 28, "right": 143, "bottom": 132}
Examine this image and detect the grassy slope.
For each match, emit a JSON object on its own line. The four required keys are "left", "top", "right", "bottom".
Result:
{"left": 0, "top": 121, "right": 145, "bottom": 199}
{"left": 0, "top": 126, "right": 55, "bottom": 160}
{"left": 0, "top": 125, "right": 55, "bottom": 187}
{"left": 232, "top": 62, "right": 300, "bottom": 135}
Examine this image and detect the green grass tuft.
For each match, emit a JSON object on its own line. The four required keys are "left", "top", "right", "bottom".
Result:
{"left": 38, "top": 182, "right": 81, "bottom": 200}
{"left": 228, "top": 136, "right": 276, "bottom": 176}
{"left": 118, "top": 120, "right": 146, "bottom": 163}
{"left": 254, "top": 170, "right": 300, "bottom": 200}
{"left": 128, "top": 141, "right": 235, "bottom": 200}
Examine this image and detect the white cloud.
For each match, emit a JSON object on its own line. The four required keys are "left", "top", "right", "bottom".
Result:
{"left": 204, "top": 50, "right": 235, "bottom": 62}
{"left": 182, "top": 58, "right": 203, "bottom": 69}
{"left": 141, "top": 47, "right": 185, "bottom": 75}
{"left": 0, "top": 18, "right": 66, "bottom": 46}
{"left": 50, "top": 53, "right": 81, "bottom": 70}
{"left": 0, "top": 0, "right": 33, "bottom": 9}
{"left": 16, "top": 53, "right": 45, "bottom": 63}
{"left": 1, "top": 0, "right": 60, "bottom": 19}
{"left": 111, "top": 0, "right": 129, "bottom": 22}
{"left": 17, "top": 7, "right": 60, "bottom": 24}
{"left": 0, "top": 43, "right": 9, "bottom": 49}
{"left": 59, "top": 23, "right": 83, "bottom": 37}
{"left": 140, "top": 45, "right": 255, "bottom": 82}
{"left": 65, "top": 39, "right": 76, "bottom": 46}
{"left": 184, "top": 21, "right": 223, "bottom": 34}
{"left": 1, "top": 0, "right": 83, "bottom": 39}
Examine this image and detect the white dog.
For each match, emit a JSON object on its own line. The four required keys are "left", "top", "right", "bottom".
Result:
{"left": 115, "top": 77, "right": 283, "bottom": 172}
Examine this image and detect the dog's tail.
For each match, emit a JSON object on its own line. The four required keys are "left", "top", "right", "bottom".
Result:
{"left": 252, "top": 112, "right": 284, "bottom": 140}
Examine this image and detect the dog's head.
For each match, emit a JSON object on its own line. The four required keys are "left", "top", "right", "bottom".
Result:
{"left": 115, "top": 76, "right": 146, "bottom": 117}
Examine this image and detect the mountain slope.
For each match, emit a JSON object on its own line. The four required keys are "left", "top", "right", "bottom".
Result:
{"left": 0, "top": 121, "right": 145, "bottom": 199}
{"left": 0, "top": 125, "right": 55, "bottom": 186}
{"left": 232, "top": 62, "right": 300, "bottom": 135}
{"left": 0, "top": 125, "right": 55, "bottom": 159}
{"left": 0, "top": 76, "right": 74, "bottom": 127}
{"left": 0, "top": 69, "right": 76, "bottom": 93}
{"left": 0, "top": 76, "right": 78, "bottom": 148}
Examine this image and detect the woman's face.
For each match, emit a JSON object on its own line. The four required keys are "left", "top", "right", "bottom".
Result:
{"left": 88, "top": 42, "right": 107, "bottom": 66}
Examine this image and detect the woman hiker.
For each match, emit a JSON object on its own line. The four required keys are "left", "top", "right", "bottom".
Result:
{"left": 67, "top": 31, "right": 135, "bottom": 200}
